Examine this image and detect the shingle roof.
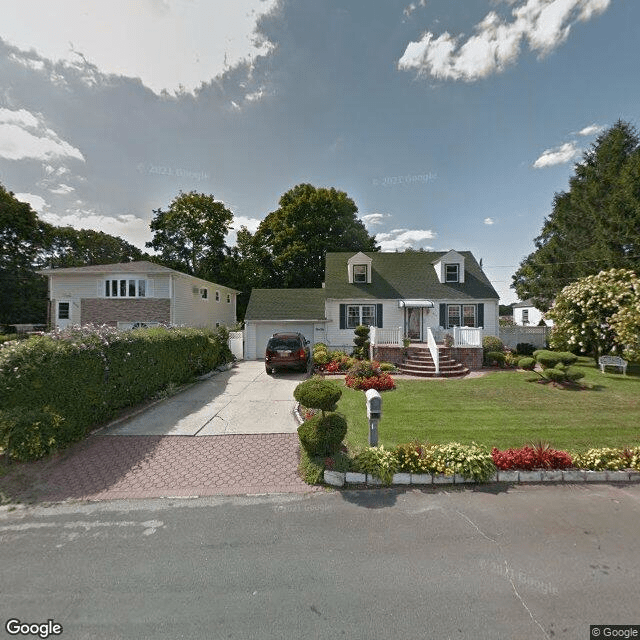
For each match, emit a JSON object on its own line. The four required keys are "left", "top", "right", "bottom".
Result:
{"left": 245, "top": 288, "right": 327, "bottom": 321}
{"left": 324, "top": 251, "right": 499, "bottom": 300}
{"left": 37, "top": 261, "right": 240, "bottom": 292}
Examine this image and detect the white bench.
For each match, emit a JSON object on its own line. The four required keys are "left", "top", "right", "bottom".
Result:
{"left": 598, "top": 355, "right": 628, "bottom": 375}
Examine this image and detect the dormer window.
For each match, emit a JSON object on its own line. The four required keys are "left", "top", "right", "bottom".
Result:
{"left": 353, "top": 265, "right": 368, "bottom": 283}
{"left": 445, "top": 264, "right": 459, "bottom": 283}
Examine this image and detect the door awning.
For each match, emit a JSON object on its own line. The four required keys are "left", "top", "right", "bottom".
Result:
{"left": 398, "top": 300, "right": 435, "bottom": 308}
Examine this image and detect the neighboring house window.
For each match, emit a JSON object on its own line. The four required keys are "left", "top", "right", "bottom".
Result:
{"left": 522, "top": 309, "right": 529, "bottom": 325}
{"left": 347, "top": 304, "right": 376, "bottom": 328}
{"left": 445, "top": 264, "right": 459, "bottom": 282}
{"left": 58, "top": 302, "right": 70, "bottom": 319}
{"left": 200, "top": 288, "right": 208, "bottom": 300}
{"left": 105, "top": 279, "right": 147, "bottom": 298}
{"left": 227, "top": 293, "right": 231, "bottom": 303}
{"left": 216, "top": 291, "right": 220, "bottom": 302}
{"left": 353, "top": 265, "right": 367, "bottom": 283}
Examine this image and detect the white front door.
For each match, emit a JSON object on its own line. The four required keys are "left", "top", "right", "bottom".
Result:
{"left": 57, "top": 300, "right": 72, "bottom": 329}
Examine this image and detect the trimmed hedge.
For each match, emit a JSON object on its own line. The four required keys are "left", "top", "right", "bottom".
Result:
{"left": 297, "top": 412, "right": 348, "bottom": 457}
{"left": 0, "top": 325, "right": 232, "bottom": 460}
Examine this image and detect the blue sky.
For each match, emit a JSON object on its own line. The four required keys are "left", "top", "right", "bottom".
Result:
{"left": 0, "top": 0, "right": 636, "bottom": 303}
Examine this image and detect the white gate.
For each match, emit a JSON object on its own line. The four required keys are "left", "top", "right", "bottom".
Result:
{"left": 228, "top": 330, "right": 244, "bottom": 360}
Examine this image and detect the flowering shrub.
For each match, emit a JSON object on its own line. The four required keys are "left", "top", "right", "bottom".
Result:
{"left": 345, "top": 372, "right": 395, "bottom": 391}
{"left": 570, "top": 447, "right": 634, "bottom": 471}
{"left": 394, "top": 441, "right": 436, "bottom": 473}
{"left": 352, "top": 445, "right": 398, "bottom": 485}
{"left": 429, "top": 442, "right": 496, "bottom": 481}
{"left": 492, "top": 445, "right": 573, "bottom": 470}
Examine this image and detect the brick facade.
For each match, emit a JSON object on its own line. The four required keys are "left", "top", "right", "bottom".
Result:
{"left": 372, "top": 344, "right": 484, "bottom": 371}
{"left": 81, "top": 299, "right": 171, "bottom": 326}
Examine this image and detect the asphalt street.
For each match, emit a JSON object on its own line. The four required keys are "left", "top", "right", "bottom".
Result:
{"left": 2, "top": 483, "right": 639, "bottom": 640}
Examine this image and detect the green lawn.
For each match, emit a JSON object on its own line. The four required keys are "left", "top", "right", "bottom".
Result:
{"left": 336, "top": 359, "right": 640, "bottom": 452}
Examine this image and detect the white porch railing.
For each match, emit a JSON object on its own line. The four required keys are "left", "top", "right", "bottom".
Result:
{"left": 369, "top": 326, "right": 403, "bottom": 346}
{"left": 453, "top": 326, "right": 483, "bottom": 347}
{"left": 426, "top": 327, "right": 439, "bottom": 375}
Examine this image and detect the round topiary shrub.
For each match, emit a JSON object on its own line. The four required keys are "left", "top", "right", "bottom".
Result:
{"left": 353, "top": 324, "right": 370, "bottom": 359}
{"left": 485, "top": 351, "right": 506, "bottom": 366}
{"left": 297, "top": 412, "right": 348, "bottom": 457}
{"left": 294, "top": 377, "right": 342, "bottom": 413}
{"left": 518, "top": 356, "right": 536, "bottom": 370}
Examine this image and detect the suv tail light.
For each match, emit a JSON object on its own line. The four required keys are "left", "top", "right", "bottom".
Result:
{"left": 298, "top": 348, "right": 305, "bottom": 359}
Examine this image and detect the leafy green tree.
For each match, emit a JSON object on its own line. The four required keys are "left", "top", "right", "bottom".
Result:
{"left": 0, "top": 185, "right": 47, "bottom": 325}
{"left": 513, "top": 121, "right": 640, "bottom": 309}
{"left": 610, "top": 282, "right": 640, "bottom": 361}
{"left": 547, "top": 268, "right": 640, "bottom": 361}
{"left": 146, "top": 191, "right": 233, "bottom": 281}
{"left": 41, "top": 225, "right": 146, "bottom": 268}
{"left": 252, "top": 184, "right": 379, "bottom": 288}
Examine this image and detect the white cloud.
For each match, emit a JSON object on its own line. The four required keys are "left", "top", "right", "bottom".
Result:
{"left": 0, "top": 107, "right": 84, "bottom": 162}
{"left": 15, "top": 192, "right": 48, "bottom": 213}
{"left": 375, "top": 228, "right": 436, "bottom": 251}
{"left": 225, "top": 215, "right": 262, "bottom": 245}
{"left": 40, "top": 210, "right": 150, "bottom": 249}
{"left": 0, "top": 0, "right": 278, "bottom": 94}
{"left": 398, "top": 0, "right": 611, "bottom": 82}
{"left": 533, "top": 140, "right": 581, "bottom": 168}
{"left": 361, "top": 213, "right": 390, "bottom": 226}
{"left": 484, "top": 217, "right": 495, "bottom": 225}
{"left": 577, "top": 123, "right": 603, "bottom": 136}
{"left": 49, "top": 183, "right": 75, "bottom": 195}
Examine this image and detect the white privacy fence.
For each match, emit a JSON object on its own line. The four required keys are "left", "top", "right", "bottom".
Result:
{"left": 228, "top": 331, "right": 244, "bottom": 360}
{"left": 452, "top": 326, "right": 483, "bottom": 347}
{"left": 369, "top": 326, "right": 403, "bottom": 346}
{"left": 499, "top": 326, "right": 549, "bottom": 350}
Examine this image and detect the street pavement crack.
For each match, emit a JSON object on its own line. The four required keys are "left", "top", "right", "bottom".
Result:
{"left": 452, "top": 507, "right": 551, "bottom": 640}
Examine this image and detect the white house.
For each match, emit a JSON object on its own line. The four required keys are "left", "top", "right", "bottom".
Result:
{"left": 38, "top": 261, "right": 239, "bottom": 331}
{"left": 244, "top": 250, "right": 500, "bottom": 360}
{"left": 512, "top": 299, "right": 552, "bottom": 327}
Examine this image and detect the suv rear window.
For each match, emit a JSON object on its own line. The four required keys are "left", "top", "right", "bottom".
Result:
{"left": 267, "top": 337, "right": 301, "bottom": 350}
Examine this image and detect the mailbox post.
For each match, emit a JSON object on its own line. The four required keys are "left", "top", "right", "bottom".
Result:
{"left": 365, "top": 388, "right": 382, "bottom": 447}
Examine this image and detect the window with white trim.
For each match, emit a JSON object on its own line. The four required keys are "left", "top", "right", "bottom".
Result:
{"left": 200, "top": 288, "right": 208, "bottom": 300}
{"left": 353, "top": 264, "right": 367, "bottom": 283}
{"left": 104, "top": 278, "right": 147, "bottom": 298}
{"left": 58, "top": 302, "right": 70, "bottom": 319}
{"left": 445, "top": 264, "right": 459, "bottom": 282}
{"left": 215, "top": 290, "right": 220, "bottom": 302}
{"left": 522, "top": 309, "right": 529, "bottom": 325}
{"left": 347, "top": 304, "right": 376, "bottom": 328}
{"left": 446, "top": 304, "right": 477, "bottom": 328}
{"left": 226, "top": 293, "right": 231, "bottom": 303}
{"left": 447, "top": 304, "right": 461, "bottom": 328}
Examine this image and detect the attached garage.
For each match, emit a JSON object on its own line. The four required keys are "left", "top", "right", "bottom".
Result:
{"left": 244, "top": 289, "right": 327, "bottom": 360}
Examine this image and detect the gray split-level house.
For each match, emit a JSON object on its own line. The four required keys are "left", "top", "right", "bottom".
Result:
{"left": 38, "top": 261, "right": 239, "bottom": 331}
{"left": 244, "top": 250, "right": 500, "bottom": 366}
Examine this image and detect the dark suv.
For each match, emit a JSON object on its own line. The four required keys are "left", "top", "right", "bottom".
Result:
{"left": 265, "top": 332, "right": 311, "bottom": 374}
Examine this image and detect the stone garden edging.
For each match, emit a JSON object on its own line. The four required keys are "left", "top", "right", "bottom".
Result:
{"left": 323, "top": 469, "right": 640, "bottom": 488}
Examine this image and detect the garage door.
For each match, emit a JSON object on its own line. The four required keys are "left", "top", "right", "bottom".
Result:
{"left": 254, "top": 323, "right": 315, "bottom": 360}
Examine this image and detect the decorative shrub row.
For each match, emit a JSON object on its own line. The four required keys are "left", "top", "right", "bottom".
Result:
{"left": 348, "top": 441, "right": 497, "bottom": 485}
{"left": 345, "top": 372, "right": 395, "bottom": 391}
{"left": 319, "top": 443, "right": 640, "bottom": 486}
{"left": 0, "top": 324, "right": 233, "bottom": 460}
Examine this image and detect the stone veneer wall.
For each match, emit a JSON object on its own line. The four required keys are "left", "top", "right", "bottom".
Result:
{"left": 372, "top": 345, "right": 484, "bottom": 370}
{"left": 81, "top": 299, "right": 171, "bottom": 326}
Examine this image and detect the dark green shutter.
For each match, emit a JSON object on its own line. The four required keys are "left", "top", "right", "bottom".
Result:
{"left": 439, "top": 303, "right": 446, "bottom": 328}
{"left": 339, "top": 304, "right": 346, "bottom": 330}
{"left": 477, "top": 303, "right": 484, "bottom": 328}
{"left": 376, "top": 304, "right": 383, "bottom": 328}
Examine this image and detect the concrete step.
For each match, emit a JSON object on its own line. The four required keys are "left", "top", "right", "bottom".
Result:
{"left": 398, "top": 366, "right": 469, "bottom": 378}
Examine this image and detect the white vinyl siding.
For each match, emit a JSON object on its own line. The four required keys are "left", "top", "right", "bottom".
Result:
{"left": 172, "top": 275, "right": 236, "bottom": 329}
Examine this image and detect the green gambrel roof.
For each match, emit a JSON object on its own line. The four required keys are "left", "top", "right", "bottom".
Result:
{"left": 244, "top": 288, "right": 327, "bottom": 321}
{"left": 323, "top": 251, "right": 499, "bottom": 300}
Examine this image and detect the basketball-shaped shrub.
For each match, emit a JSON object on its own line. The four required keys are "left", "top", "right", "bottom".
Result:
{"left": 297, "top": 412, "right": 348, "bottom": 457}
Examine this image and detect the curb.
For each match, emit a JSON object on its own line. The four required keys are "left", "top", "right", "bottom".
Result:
{"left": 323, "top": 469, "right": 640, "bottom": 488}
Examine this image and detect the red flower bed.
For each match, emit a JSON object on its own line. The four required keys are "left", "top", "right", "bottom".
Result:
{"left": 345, "top": 372, "right": 395, "bottom": 391}
{"left": 492, "top": 446, "right": 573, "bottom": 470}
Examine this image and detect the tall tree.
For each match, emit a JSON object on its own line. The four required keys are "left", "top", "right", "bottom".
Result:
{"left": 40, "top": 225, "right": 147, "bottom": 269}
{"left": 0, "top": 185, "right": 47, "bottom": 325}
{"left": 513, "top": 121, "right": 640, "bottom": 309}
{"left": 252, "top": 183, "right": 379, "bottom": 288}
{"left": 146, "top": 191, "right": 233, "bottom": 281}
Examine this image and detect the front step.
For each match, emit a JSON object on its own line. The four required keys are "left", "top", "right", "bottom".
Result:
{"left": 398, "top": 347, "right": 469, "bottom": 378}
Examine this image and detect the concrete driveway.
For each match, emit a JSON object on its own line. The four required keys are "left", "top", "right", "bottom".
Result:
{"left": 103, "top": 360, "right": 308, "bottom": 436}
